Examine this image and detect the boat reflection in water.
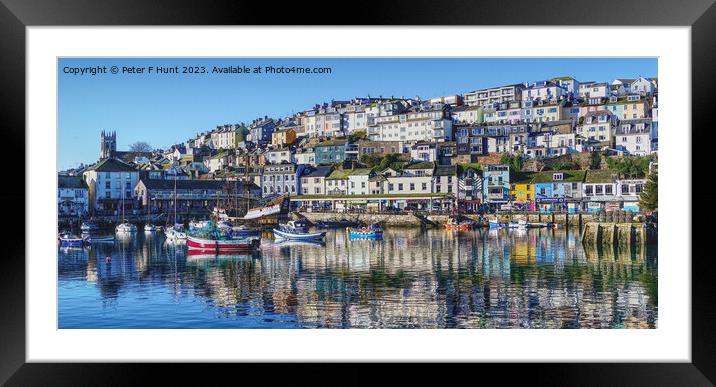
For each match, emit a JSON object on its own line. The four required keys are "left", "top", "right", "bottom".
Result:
{"left": 58, "top": 228, "right": 657, "bottom": 329}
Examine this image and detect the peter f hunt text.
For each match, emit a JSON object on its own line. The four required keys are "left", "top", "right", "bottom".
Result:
{"left": 62, "top": 65, "right": 333, "bottom": 76}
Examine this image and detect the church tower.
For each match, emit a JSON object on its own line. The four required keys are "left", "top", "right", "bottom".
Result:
{"left": 100, "top": 130, "right": 117, "bottom": 160}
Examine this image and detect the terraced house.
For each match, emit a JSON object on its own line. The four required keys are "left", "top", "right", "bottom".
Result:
{"left": 314, "top": 139, "right": 348, "bottom": 164}
{"left": 260, "top": 163, "right": 306, "bottom": 197}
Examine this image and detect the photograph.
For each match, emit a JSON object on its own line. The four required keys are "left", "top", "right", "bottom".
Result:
{"left": 57, "top": 57, "right": 659, "bottom": 329}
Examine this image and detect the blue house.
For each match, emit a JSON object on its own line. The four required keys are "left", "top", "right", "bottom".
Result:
{"left": 248, "top": 117, "right": 276, "bottom": 145}
{"left": 314, "top": 139, "right": 348, "bottom": 165}
{"left": 482, "top": 164, "right": 510, "bottom": 207}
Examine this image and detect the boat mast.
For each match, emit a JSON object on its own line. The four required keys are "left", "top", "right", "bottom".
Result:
{"left": 245, "top": 151, "right": 251, "bottom": 215}
{"left": 174, "top": 167, "right": 178, "bottom": 227}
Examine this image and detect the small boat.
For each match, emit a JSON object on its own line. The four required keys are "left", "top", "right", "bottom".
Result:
{"left": 488, "top": 218, "right": 503, "bottom": 229}
{"left": 348, "top": 223, "right": 383, "bottom": 239}
{"left": 444, "top": 217, "right": 472, "bottom": 231}
{"left": 58, "top": 233, "right": 87, "bottom": 247}
{"left": 189, "top": 220, "right": 210, "bottom": 230}
{"left": 115, "top": 222, "right": 137, "bottom": 233}
{"left": 80, "top": 222, "right": 98, "bottom": 233}
{"left": 273, "top": 220, "right": 325, "bottom": 241}
{"left": 508, "top": 219, "right": 528, "bottom": 229}
{"left": 144, "top": 223, "right": 160, "bottom": 232}
{"left": 165, "top": 225, "right": 187, "bottom": 240}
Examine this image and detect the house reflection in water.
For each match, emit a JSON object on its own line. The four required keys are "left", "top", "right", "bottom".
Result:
{"left": 58, "top": 228, "right": 657, "bottom": 329}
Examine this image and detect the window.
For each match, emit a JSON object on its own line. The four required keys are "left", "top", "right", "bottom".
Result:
{"left": 595, "top": 185, "right": 603, "bottom": 195}
{"left": 585, "top": 186, "right": 593, "bottom": 195}
{"left": 605, "top": 185, "right": 613, "bottom": 195}
{"left": 553, "top": 173, "right": 563, "bottom": 181}
{"left": 398, "top": 183, "right": 403, "bottom": 191}
{"left": 410, "top": 183, "right": 415, "bottom": 191}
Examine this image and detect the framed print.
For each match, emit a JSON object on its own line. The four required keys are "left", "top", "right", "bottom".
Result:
{"left": 2, "top": 0, "right": 716, "bottom": 385}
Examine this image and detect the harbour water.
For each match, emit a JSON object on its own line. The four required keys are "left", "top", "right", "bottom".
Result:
{"left": 58, "top": 228, "right": 657, "bottom": 328}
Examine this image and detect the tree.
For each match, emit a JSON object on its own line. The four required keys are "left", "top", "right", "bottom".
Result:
{"left": 606, "top": 155, "right": 651, "bottom": 178}
{"left": 360, "top": 153, "right": 381, "bottom": 168}
{"left": 348, "top": 130, "right": 367, "bottom": 142}
{"left": 639, "top": 169, "right": 658, "bottom": 212}
{"left": 500, "top": 154, "right": 523, "bottom": 172}
{"left": 378, "top": 153, "right": 401, "bottom": 171}
{"left": 129, "top": 141, "right": 152, "bottom": 152}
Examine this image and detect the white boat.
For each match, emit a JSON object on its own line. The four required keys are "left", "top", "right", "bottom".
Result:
{"left": 115, "top": 185, "right": 136, "bottom": 233}
{"left": 80, "top": 222, "right": 98, "bottom": 233}
{"left": 189, "top": 220, "right": 210, "bottom": 230}
{"left": 116, "top": 222, "right": 137, "bottom": 233}
{"left": 165, "top": 225, "right": 187, "bottom": 240}
{"left": 144, "top": 224, "right": 160, "bottom": 232}
{"left": 144, "top": 197, "right": 160, "bottom": 232}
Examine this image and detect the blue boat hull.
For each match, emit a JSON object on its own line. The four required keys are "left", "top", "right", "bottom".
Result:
{"left": 59, "top": 239, "right": 85, "bottom": 247}
{"left": 273, "top": 228, "right": 326, "bottom": 240}
{"left": 349, "top": 231, "right": 383, "bottom": 240}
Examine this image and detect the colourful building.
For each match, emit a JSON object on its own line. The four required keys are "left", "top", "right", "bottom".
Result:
{"left": 314, "top": 139, "right": 348, "bottom": 165}
{"left": 509, "top": 182, "right": 535, "bottom": 211}
{"left": 271, "top": 127, "right": 297, "bottom": 147}
{"left": 482, "top": 164, "right": 510, "bottom": 207}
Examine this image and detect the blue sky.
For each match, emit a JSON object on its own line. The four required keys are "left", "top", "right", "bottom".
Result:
{"left": 58, "top": 57, "right": 657, "bottom": 170}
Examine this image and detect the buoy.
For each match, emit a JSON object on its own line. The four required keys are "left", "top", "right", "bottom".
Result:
{"left": 106, "top": 256, "right": 111, "bottom": 263}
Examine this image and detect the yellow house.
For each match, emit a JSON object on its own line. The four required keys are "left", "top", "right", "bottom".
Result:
{"left": 510, "top": 183, "right": 534, "bottom": 202}
{"left": 271, "top": 127, "right": 297, "bottom": 146}
{"left": 510, "top": 182, "right": 535, "bottom": 211}
{"left": 605, "top": 96, "right": 650, "bottom": 120}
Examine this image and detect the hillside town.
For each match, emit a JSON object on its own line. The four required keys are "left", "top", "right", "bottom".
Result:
{"left": 58, "top": 75, "right": 659, "bottom": 219}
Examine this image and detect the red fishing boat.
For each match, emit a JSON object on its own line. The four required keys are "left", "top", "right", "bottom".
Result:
{"left": 187, "top": 220, "right": 260, "bottom": 251}
{"left": 187, "top": 234, "right": 258, "bottom": 250}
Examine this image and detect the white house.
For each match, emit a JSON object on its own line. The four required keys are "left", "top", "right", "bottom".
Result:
{"left": 367, "top": 104, "right": 453, "bottom": 144}
{"left": 82, "top": 158, "right": 140, "bottom": 213}
{"left": 58, "top": 175, "right": 89, "bottom": 216}
{"left": 578, "top": 82, "right": 609, "bottom": 99}
{"left": 294, "top": 147, "right": 316, "bottom": 166}
{"left": 384, "top": 162, "right": 434, "bottom": 195}
{"left": 347, "top": 169, "right": 373, "bottom": 195}
{"left": 410, "top": 142, "right": 438, "bottom": 162}
{"left": 615, "top": 119, "right": 653, "bottom": 156}
{"left": 265, "top": 147, "right": 294, "bottom": 165}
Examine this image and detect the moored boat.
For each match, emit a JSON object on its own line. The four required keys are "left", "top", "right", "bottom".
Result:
{"left": 144, "top": 223, "right": 160, "bottom": 232}
{"left": 444, "top": 217, "right": 472, "bottom": 231}
{"left": 115, "top": 222, "right": 137, "bottom": 233}
{"left": 58, "top": 233, "right": 88, "bottom": 247}
{"left": 165, "top": 225, "right": 187, "bottom": 240}
{"left": 80, "top": 222, "right": 98, "bottom": 233}
{"left": 348, "top": 223, "right": 383, "bottom": 239}
{"left": 187, "top": 220, "right": 259, "bottom": 251}
{"left": 273, "top": 220, "right": 325, "bottom": 241}
{"left": 488, "top": 218, "right": 504, "bottom": 229}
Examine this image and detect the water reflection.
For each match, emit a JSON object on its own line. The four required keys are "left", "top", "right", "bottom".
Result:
{"left": 58, "top": 228, "right": 657, "bottom": 329}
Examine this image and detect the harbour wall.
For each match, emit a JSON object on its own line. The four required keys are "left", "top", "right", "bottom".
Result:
{"left": 298, "top": 212, "right": 599, "bottom": 228}
{"left": 581, "top": 222, "right": 655, "bottom": 248}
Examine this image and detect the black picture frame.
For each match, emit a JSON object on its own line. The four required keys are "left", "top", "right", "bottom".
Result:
{"left": 1, "top": 0, "right": 714, "bottom": 385}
